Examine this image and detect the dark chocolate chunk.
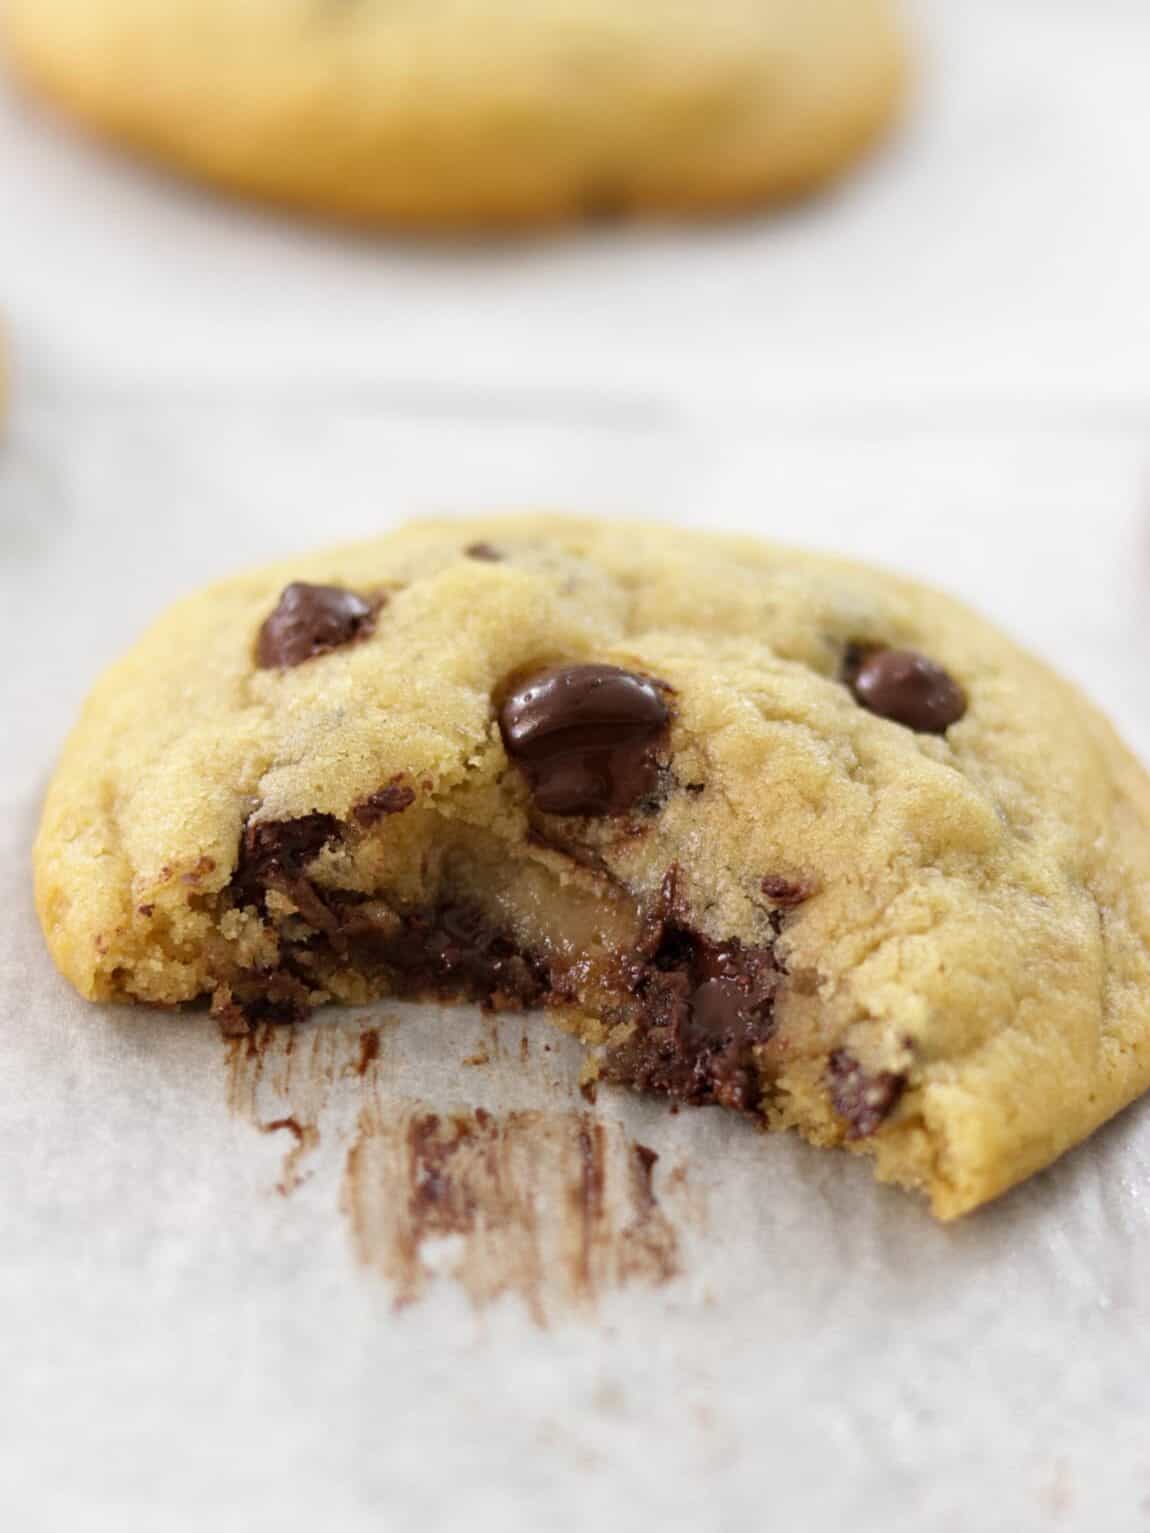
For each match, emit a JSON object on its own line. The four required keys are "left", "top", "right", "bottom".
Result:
{"left": 499, "top": 662, "right": 670, "bottom": 816}
{"left": 465, "top": 542, "right": 503, "bottom": 562}
{"left": 760, "top": 875, "right": 813, "bottom": 907}
{"left": 605, "top": 877, "right": 780, "bottom": 1115}
{"left": 256, "top": 582, "right": 378, "bottom": 669}
{"left": 847, "top": 647, "right": 966, "bottom": 733}
{"left": 827, "top": 1049, "right": 906, "bottom": 1138}
{"left": 354, "top": 780, "right": 417, "bottom": 826}
{"left": 231, "top": 813, "right": 341, "bottom": 922}
{"left": 241, "top": 814, "right": 340, "bottom": 880}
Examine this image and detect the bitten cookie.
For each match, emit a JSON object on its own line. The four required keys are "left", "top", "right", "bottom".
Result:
{"left": 1, "top": 0, "right": 907, "bottom": 228}
{"left": 34, "top": 516, "right": 1150, "bottom": 1218}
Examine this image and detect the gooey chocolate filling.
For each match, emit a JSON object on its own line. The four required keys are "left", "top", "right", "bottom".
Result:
{"left": 217, "top": 823, "right": 901, "bottom": 1139}
{"left": 338, "top": 898, "right": 551, "bottom": 1011}
{"left": 218, "top": 816, "right": 783, "bottom": 1120}
{"left": 603, "top": 916, "right": 782, "bottom": 1115}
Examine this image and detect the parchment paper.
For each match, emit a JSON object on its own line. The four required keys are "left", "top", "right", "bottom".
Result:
{"left": 4, "top": 3, "right": 1150, "bottom": 1530}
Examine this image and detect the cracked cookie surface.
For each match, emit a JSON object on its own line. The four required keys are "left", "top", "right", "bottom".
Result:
{"left": 1, "top": 0, "right": 906, "bottom": 228}
{"left": 34, "top": 515, "right": 1150, "bottom": 1218}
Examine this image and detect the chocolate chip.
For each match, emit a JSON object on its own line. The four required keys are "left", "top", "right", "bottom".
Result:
{"left": 354, "top": 780, "right": 417, "bottom": 826}
{"left": 760, "top": 875, "right": 812, "bottom": 907}
{"left": 847, "top": 647, "right": 966, "bottom": 733}
{"left": 827, "top": 1049, "right": 906, "bottom": 1138}
{"left": 374, "top": 900, "right": 550, "bottom": 1011}
{"left": 465, "top": 542, "right": 502, "bottom": 562}
{"left": 256, "top": 582, "right": 379, "bottom": 669}
{"left": 499, "top": 662, "right": 670, "bottom": 816}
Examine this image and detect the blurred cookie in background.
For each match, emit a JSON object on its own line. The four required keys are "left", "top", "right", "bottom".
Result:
{"left": 0, "top": 0, "right": 908, "bottom": 230}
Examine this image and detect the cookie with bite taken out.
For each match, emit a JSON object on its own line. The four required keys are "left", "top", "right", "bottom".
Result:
{"left": 34, "top": 516, "right": 1150, "bottom": 1218}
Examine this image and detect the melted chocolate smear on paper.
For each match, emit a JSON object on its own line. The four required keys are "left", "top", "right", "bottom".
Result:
{"left": 224, "top": 1021, "right": 385, "bottom": 1194}
{"left": 342, "top": 1107, "right": 679, "bottom": 1323}
{"left": 260, "top": 1116, "right": 320, "bottom": 1196}
{"left": 224, "top": 1022, "right": 681, "bottom": 1321}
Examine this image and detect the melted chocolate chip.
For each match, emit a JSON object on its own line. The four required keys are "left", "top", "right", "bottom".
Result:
{"left": 354, "top": 780, "right": 417, "bottom": 826}
{"left": 499, "top": 662, "right": 670, "bottom": 816}
{"left": 827, "top": 1049, "right": 906, "bottom": 1138}
{"left": 230, "top": 809, "right": 550, "bottom": 1008}
{"left": 221, "top": 824, "right": 786, "bottom": 1120}
{"left": 256, "top": 582, "right": 379, "bottom": 669}
{"left": 605, "top": 877, "right": 780, "bottom": 1114}
{"left": 760, "top": 875, "right": 813, "bottom": 907}
{"left": 241, "top": 814, "right": 340, "bottom": 880}
{"left": 231, "top": 813, "right": 341, "bottom": 918}
{"left": 465, "top": 542, "right": 503, "bottom": 562}
{"left": 348, "top": 899, "right": 550, "bottom": 1011}
{"left": 847, "top": 647, "right": 966, "bottom": 733}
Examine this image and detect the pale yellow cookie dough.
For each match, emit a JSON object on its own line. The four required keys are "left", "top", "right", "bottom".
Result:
{"left": 34, "top": 516, "right": 1150, "bottom": 1218}
{"left": 1, "top": 0, "right": 908, "bottom": 228}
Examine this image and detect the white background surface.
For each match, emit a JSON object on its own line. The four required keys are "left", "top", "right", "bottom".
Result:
{"left": 4, "top": 2, "right": 1150, "bottom": 1530}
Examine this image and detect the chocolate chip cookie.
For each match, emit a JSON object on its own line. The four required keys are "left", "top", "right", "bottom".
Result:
{"left": 1, "top": 0, "right": 907, "bottom": 228}
{"left": 34, "top": 517, "right": 1150, "bottom": 1218}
